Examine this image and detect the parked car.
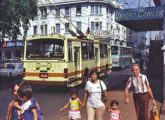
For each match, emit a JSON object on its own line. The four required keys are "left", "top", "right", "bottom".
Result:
{"left": 0, "top": 63, "right": 23, "bottom": 78}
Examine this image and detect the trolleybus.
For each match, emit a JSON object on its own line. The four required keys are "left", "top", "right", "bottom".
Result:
{"left": 111, "top": 44, "right": 132, "bottom": 68}
{"left": 23, "top": 35, "right": 112, "bottom": 87}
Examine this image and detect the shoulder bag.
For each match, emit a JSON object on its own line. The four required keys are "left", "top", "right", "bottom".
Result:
{"left": 99, "top": 80, "right": 107, "bottom": 103}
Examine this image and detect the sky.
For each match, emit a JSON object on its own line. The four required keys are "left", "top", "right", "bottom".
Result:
{"left": 118, "top": 0, "right": 155, "bottom": 8}
{"left": 118, "top": 0, "right": 160, "bottom": 45}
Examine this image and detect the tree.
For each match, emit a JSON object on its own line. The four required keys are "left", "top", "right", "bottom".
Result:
{"left": 0, "top": 0, "right": 37, "bottom": 47}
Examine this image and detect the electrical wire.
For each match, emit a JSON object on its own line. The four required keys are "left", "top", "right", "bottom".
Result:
{"left": 37, "top": 0, "right": 127, "bottom": 35}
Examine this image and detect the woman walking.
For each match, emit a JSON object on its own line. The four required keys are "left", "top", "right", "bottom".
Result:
{"left": 83, "top": 68, "right": 108, "bottom": 120}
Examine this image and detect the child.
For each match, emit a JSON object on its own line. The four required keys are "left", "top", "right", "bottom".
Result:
{"left": 108, "top": 100, "right": 121, "bottom": 120}
{"left": 59, "top": 87, "right": 83, "bottom": 120}
{"left": 16, "top": 84, "right": 44, "bottom": 120}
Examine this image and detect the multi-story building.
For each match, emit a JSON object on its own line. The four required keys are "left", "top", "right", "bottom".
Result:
{"left": 127, "top": 28, "right": 148, "bottom": 57}
{"left": 1, "top": 0, "right": 127, "bottom": 61}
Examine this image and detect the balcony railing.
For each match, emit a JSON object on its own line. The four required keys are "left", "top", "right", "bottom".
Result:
{"left": 90, "top": 30, "right": 110, "bottom": 36}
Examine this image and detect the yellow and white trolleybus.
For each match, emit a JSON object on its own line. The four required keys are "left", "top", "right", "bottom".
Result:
{"left": 23, "top": 34, "right": 112, "bottom": 87}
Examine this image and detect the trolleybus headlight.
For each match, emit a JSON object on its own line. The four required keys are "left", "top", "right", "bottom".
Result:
{"left": 46, "top": 63, "right": 52, "bottom": 69}
{"left": 36, "top": 63, "right": 41, "bottom": 70}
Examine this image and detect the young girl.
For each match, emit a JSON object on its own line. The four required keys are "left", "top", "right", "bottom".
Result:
{"left": 59, "top": 87, "right": 83, "bottom": 120}
{"left": 108, "top": 100, "right": 121, "bottom": 120}
{"left": 16, "top": 84, "right": 44, "bottom": 120}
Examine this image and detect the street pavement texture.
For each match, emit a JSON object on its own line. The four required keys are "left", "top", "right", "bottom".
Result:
{"left": 0, "top": 67, "right": 164, "bottom": 120}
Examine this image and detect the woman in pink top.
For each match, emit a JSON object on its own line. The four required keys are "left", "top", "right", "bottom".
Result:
{"left": 108, "top": 100, "right": 121, "bottom": 120}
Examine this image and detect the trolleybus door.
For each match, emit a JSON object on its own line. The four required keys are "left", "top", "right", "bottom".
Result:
{"left": 95, "top": 48, "right": 99, "bottom": 68}
{"left": 74, "top": 47, "right": 80, "bottom": 78}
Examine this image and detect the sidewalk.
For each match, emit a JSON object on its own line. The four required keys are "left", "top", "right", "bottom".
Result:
{"left": 54, "top": 90, "right": 162, "bottom": 120}
{"left": 54, "top": 68, "right": 164, "bottom": 120}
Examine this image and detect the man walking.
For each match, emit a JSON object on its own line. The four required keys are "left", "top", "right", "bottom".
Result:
{"left": 124, "top": 64, "right": 156, "bottom": 120}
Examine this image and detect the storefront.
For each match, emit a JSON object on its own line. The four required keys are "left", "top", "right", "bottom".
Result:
{"left": 1, "top": 41, "right": 24, "bottom": 61}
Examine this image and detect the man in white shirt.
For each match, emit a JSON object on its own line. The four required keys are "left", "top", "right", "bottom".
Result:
{"left": 124, "top": 64, "right": 156, "bottom": 120}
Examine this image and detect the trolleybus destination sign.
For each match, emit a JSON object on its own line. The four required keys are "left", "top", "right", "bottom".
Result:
{"left": 115, "top": 7, "right": 165, "bottom": 22}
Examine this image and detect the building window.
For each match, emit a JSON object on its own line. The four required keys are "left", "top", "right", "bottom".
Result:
{"left": 106, "top": 7, "right": 109, "bottom": 14}
{"left": 76, "top": 22, "right": 81, "bottom": 31}
{"left": 40, "top": 25, "right": 47, "bottom": 34}
{"left": 99, "top": 6, "right": 102, "bottom": 14}
{"left": 56, "top": 8, "right": 60, "bottom": 17}
{"left": 91, "top": 5, "right": 94, "bottom": 14}
{"left": 96, "top": 22, "right": 99, "bottom": 31}
{"left": 91, "top": 22, "right": 94, "bottom": 31}
{"left": 100, "top": 22, "right": 102, "bottom": 31}
{"left": 65, "top": 23, "right": 69, "bottom": 33}
{"left": 76, "top": 6, "right": 81, "bottom": 16}
{"left": 45, "top": 25, "right": 47, "bottom": 34}
{"left": 107, "top": 23, "right": 109, "bottom": 31}
{"left": 91, "top": 5, "right": 102, "bottom": 15}
{"left": 51, "top": 26, "right": 55, "bottom": 34}
{"left": 33, "top": 26, "right": 37, "bottom": 35}
{"left": 41, "top": 25, "right": 44, "bottom": 34}
{"left": 41, "top": 7, "right": 47, "bottom": 18}
{"left": 95, "top": 5, "right": 98, "bottom": 15}
{"left": 91, "top": 22, "right": 102, "bottom": 31}
{"left": 56, "top": 24, "right": 60, "bottom": 33}
{"left": 65, "top": 7, "right": 70, "bottom": 16}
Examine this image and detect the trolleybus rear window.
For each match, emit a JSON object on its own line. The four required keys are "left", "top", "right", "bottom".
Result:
{"left": 26, "top": 39, "right": 64, "bottom": 59}
{"left": 111, "top": 46, "right": 119, "bottom": 55}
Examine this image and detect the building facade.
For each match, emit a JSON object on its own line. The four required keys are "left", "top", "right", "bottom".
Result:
{"left": 28, "top": 0, "right": 127, "bottom": 44}
{"left": 126, "top": 29, "right": 148, "bottom": 57}
{"left": 1, "top": 0, "right": 127, "bottom": 61}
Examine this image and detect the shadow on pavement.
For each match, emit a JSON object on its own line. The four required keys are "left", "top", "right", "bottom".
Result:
{"left": 105, "top": 74, "right": 130, "bottom": 91}
{"left": 148, "top": 76, "right": 164, "bottom": 103}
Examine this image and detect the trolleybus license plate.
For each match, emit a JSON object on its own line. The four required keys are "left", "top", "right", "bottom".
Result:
{"left": 39, "top": 73, "right": 48, "bottom": 78}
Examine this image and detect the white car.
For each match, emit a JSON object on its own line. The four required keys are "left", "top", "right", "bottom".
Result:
{"left": 0, "top": 63, "right": 23, "bottom": 78}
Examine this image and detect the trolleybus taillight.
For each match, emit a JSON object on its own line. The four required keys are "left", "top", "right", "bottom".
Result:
{"left": 64, "top": 68, "right": 68, "bottom": 78}
{"left": 23, "top": 68, "right": 26, "bottom": 77}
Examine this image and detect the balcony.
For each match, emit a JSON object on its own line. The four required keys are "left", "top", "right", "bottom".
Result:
{"left": 90, "top": 30, "right": 110, "bottom": 37}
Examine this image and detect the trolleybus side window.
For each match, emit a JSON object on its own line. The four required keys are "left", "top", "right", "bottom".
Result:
{"left": 82, "top": 42, "right": 88, "bottom": 59}
{"left": 88, "top": 43, "right": 94, "bottom": 59}
{"left": 68, "top": 41, "right": 72, "bottom": 61}
{"left": 100, "top": 44, "right": 104, "bottom": 58}
{"left": 100, "top": 44, "right": 108, "bottom": 58}
{"left": 104, "top": 45, "right": 108, "bottom": 58}
{"left": 111, "top": 46, "right": 118, "bottom": 55}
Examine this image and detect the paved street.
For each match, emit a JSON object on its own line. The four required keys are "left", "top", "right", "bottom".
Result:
{"left": 0, "top": 67, "right": 164, "bottom": 120}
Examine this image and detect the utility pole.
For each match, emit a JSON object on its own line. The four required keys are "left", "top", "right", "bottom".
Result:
{"left": 138, "top": 0, "right": 141, "bottom": 7}
{"left": 149, "top": 0, "right": 152, "bottom": 40}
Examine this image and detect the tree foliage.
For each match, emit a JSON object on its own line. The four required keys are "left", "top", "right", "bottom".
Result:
{"left": 0, "top": 0, "right": 37, "bottom": 46}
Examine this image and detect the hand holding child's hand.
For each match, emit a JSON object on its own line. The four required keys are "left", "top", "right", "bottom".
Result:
{"left": 125, "top": 97, "right": 129, "bottom": 104}
{"left": 59, "top": 108, "right": 63, "bottom": 112}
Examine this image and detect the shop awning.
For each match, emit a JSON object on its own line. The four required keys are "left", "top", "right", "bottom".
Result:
{"left": 115, "top": 7, "right": 165, "bottom": 31}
